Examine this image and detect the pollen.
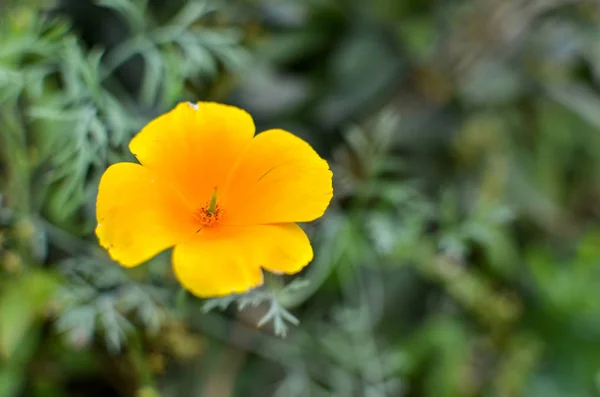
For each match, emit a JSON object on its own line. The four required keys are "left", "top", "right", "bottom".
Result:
{"left": 195, "top": 204, "right": 223, "bottom": 226}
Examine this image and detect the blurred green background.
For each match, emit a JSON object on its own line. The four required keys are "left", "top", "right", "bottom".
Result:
{"left": 2, "top": 0, "right": 600, "bottom": 396}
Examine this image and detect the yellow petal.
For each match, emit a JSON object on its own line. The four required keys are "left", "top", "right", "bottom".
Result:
{"left": 129, "top": 102, "right": 255, "bottom": 209}
{"left": 96, "top": 163, "right": 198, "bottom": 267}
{"left": 172, "top": 223, "right": 313, "bottom": 297}
{"left": 221, "top": 129, "right": 333, "bottom": 226}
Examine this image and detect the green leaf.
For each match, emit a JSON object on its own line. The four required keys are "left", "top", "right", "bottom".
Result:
{"left": 96, "top": 0, "right": 148, "bottom": 33}
{"left": 0, "top": 271, "right": 59, "bottom": 359}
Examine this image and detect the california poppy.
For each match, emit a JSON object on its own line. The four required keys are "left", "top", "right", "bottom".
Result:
{"left": 96, "top": 102, "right": 333, "bottom": 297}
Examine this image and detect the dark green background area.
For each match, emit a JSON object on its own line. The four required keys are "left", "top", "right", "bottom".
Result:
{"left": 2, "top": 0, "right": 600, "bottom": 396}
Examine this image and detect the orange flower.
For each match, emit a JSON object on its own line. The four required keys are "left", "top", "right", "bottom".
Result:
{"left": 95, "top": 102, "right": 333, "bottom": 297}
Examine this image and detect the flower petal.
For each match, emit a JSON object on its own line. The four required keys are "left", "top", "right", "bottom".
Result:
{"left": 129, "top": 102, "right": 255, "bottom": 209}
{"left": 221, "top": 129, "right": 333, "bottom": 226}
{"left": 96, "top": 163, "right": 198, "bottom": 267}
{"left": 172, "top": 223, "right": 313, "bottom": 297}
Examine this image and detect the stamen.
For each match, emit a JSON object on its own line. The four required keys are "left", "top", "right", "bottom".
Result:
{"left": 196, "top": 204, "right": 223, "bottom": 226}
{"left": 195, "top": 188, "right": 222, "bottom": 226}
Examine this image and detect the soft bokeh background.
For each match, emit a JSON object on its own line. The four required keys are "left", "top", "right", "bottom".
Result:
{"left": 2, "top": 0, "right": 600, "bottom": 396}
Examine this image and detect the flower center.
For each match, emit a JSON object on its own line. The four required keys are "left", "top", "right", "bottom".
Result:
{"left": 195, "top": 187, "right": 222, "bottom": 227}
{"left": 196, "top": 204, "right": 223, "bottom": 226}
